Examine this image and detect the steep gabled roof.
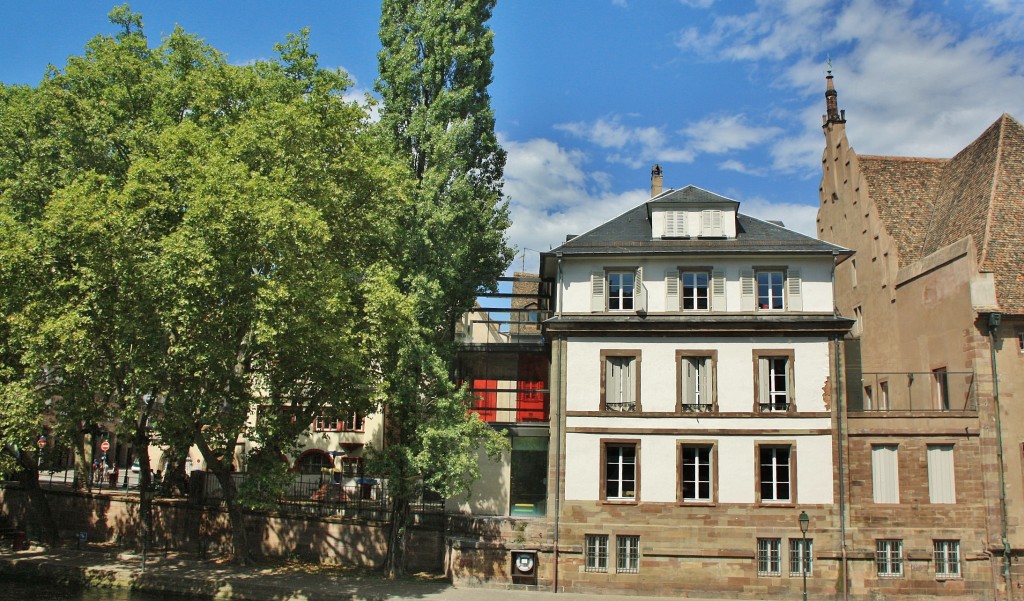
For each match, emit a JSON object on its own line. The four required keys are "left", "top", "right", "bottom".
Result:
{"left": 859, "top": 114, "right": 1024, "bottom": 313}
{"left": 547, "top": 184, "right": 848, "bottom": 257}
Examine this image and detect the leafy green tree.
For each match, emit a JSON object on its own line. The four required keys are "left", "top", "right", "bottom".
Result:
{"left": 0, "top": 7, "right": 404, "bottom": 562}
{"left": 373, "top": 0, "right": 513, "bottom": 577}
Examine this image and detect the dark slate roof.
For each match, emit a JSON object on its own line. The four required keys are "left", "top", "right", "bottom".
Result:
{"left": 545, "top": 185, "right": 849, "bottom": 258}
{"left": 859, "top": 114, "right": 1024, "bottom": 314}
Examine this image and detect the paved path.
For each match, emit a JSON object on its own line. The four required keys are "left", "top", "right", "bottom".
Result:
{"left": 0, "top": 547, "right": 733, "bottom": 601}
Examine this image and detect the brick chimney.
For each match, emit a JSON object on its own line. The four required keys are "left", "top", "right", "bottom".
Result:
{"left": 651, "top": 164, "right": 663, "bottom": 197}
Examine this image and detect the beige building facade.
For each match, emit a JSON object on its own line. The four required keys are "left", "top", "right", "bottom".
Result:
{"left": 817, "top": 71, "right": 1024, "bottom": 600}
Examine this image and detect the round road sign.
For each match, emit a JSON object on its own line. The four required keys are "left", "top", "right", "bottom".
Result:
{"left": 36, "top": 437, "right": 46, "bottom": 448}
{"left": 100, "top": 441, "right": 110, "bottom": 452}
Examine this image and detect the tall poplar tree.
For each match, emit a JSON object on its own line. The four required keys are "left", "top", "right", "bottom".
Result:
{"left": 372, "top": 0, "right": 513, "bottom": 578}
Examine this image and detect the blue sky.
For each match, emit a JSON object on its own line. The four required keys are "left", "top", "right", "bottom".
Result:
{"left": 3, "top": 1, "right": 1024, "bottom": 273}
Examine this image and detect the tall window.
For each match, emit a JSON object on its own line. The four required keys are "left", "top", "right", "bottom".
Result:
{"left": 757, "top": 355, "right": 791, "bottom": 412}
{"left": 933, "top": 540, "right": 960, "bottom": 577}
{"left": 933, "top": 367, "right": 950, "bottom": 410}
{"left": 876, "top": 539, "right": 903, "bottom": 577}
{"left": 789, "top": 538, "right": 813, "bottom": 576}
{"left": 871, "top": 445, "right": 900, "bottom": 504}
{"left": 879, "top": 381, "right": 890, "bottom": 411}
{"left": 864, "top": 385, "right": 873, "bottom": 410}
{"left": 585, "top": 535, "right": 609, "bottom": 572}
{"left": 679, "top": 354, "right": 713, "bottom": 411}
{"left": 616, "top": 535, "right": 641, "bottom": 574}
{"left": 608, "top": 271, "right": 635, "bottom": 311}
{"left": 852, "top": 305, "right": 864, "bottom": 337}
{"left": 603, "top": 353, "right": 638, "bottom": 412}
{"left": 700, "top": 209, "right": 723, "bottom": 237}
{"left": 604, "top": 443, "right": 637, "bottom": 501}
{"left": 680, "top": 445, "right": 712, "bottom": 502}
{"left": 757, "top": 270, "right": 785, "bottom": 310}
{"left": 681, "top": 271, "right": 710, "bottom": 311}
{"left": 757, "top": 538, "right": 782, "bottom": 576}
{"left": 758, "top": 446, "right": 792, "bottom": 503}
{"left": 927, "top": 445, "right": 956, "bottom": 504}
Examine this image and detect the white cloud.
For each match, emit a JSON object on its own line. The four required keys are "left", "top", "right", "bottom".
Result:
{"left": 556, "top": 115, "right": 695, "bottom": 169}
{"left": 501, "top": 136, "right": 650, "bottom": 272}
{"left": 682, "top": 114, "right": 783, "bottom": 154}
{"left": 737, "top": 196, "right": 820, "bottom": 238}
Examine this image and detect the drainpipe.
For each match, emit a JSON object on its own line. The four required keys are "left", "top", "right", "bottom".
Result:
{"left": 987, "top": 312, "right": 1011, "bottom": 599}
{"left": 552, "top": 255, "right": 564, "bottom": 593}
{"left": 835, "top": 335, "right": 849, "bottom": 601}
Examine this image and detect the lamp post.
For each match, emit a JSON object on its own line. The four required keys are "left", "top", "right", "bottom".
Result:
{"left": 799, "top": 511, "right": 810, "bottom": 601}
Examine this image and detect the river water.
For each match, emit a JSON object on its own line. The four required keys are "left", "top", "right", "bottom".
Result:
{"left": 0, "top": 579, "right": 188, "bottom": 601}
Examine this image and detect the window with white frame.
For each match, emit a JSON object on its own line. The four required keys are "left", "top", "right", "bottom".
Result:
{"left": 879, "top": 381, "right": 890, "bottom": 411}
{"left": 789, "top": 538, "right": 813, "bottom": 576}
{"left": 927, "top": 444, "right": 956, "bottom": 504}
{"left": 616, "top": 535, "right": 640, "bottom": 574}
{"left": 681, "top": 271, "right": 710, "bottom": 311}
{"left": 585, "top": 534, "right": 608, "bottom": 572}
{"left": 679, "top": 354, "right": 713, "bottom": 411}
{"left": 607, "top": 271, "right": 635, "bottom": 311}
{"left": 864, "top": 385, "right": 873, "bottom": 410}
{"left": 664, "top": 210, "right": 687, "bottom": 237}
{"left": 603, "top": 354, "right": 638, "bottom": 412}
{"left": 876, "top": 539, "right": 903, "bottom": 577}
{"left": 758, "top": 446, "right": 791, "bottom": 503}
{"left": 757, "top": 538, "right": 782, "bottom": 576}
{"left": 757, "top": 270, "right": 785, "bottom": 310}
{"left": 604, "top": 443, "right": 637, "bottom": 501}
{"left": 871, "top": 445, "right": 900, "bottom": 504}
{"left": 933, "top": 540, "right": 960, "bottom": 577}
{"left": 680, "top": 445, "right": 712, "bottom": 502}
{"left": 757, "top": 355, "right": 791, "bottom": 412}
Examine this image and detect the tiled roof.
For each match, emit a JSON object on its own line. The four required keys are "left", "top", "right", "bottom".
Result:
{"left": 860, "top": 114, "right": 1024, "bottom": 314}
{"left": 547, "top": 201, "right": 847, "bottom": 257}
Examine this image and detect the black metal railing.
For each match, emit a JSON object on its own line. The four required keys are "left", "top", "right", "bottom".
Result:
{"left": 851, "top": 371, "right": 976, "bottom": 413}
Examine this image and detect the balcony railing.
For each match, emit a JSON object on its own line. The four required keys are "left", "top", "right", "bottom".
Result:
{"left": 851, "top": 371, "right": 976, "bottom": 413}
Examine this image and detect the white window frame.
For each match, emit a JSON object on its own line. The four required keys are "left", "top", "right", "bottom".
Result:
{"left": 605, "top": 443, "right": 637, "bottom": 501}
{"left": 604, "top": 355, "right": 637, "bottom": 412}
{"left": 585, "top": 534, "right": 609, "bottom": 572}
{"left": 607, "top": 271, "right": 635, "bottom": 311}
{"left": 758, "top": 446, "right": 792, "bottom": 503}
{"left": 876, "top": 539, "right": 903, "bottom": 577}
{"left": 933, "top": 540, "right": 961, "bottom": 578}
{"left": 616, "top": 535, "right": 640, "bottom": 574}
{"left": 933, "top": 367, "right": 950, "bottom": 410}
{"left": 757, "top": 538, "right": 782, "bottom": 576}
{"left": 681, "top": 270, "right": 710, "bottom": 311}
{"left": 758, "top": 355, "right": 791, "bottom": 412}
{"left": 681, "top": 445, "right": 712, "bottom": 502}
{"left": 756, "top": 270, "right": 785, "bottom": 310}
{"left": 789, "top": 538, "right": 813, "bottom": 576}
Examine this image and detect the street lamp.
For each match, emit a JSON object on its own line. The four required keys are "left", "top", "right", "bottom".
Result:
{"left": 799, "top": 511, "right": 810, "bottom": 601}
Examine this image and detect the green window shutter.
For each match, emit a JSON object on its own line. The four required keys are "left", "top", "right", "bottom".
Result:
{"left": 711, "top": 270, "right": 726, "bottom": 311}
{"left": 665, "top": 271, "right": 680, "bottom": 311}
{"left": 740, "top": 270, "right": 755, "bottom": 311}
{"left": 787, "top": 269, "right": 802, "bottom": 311}
{"left": 591, "top": 271, "right": 605, "bottom": 312}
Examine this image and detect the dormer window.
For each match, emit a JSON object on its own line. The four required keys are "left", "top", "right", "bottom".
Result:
{"left": 664, "top": 210, "right": 687, "bottom": 237}
{"left": 607, "top": 271, "right": 635, "bottom": 311}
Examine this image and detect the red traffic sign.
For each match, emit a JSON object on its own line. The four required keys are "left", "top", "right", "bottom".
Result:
{"left": 36, "top": 437, "right": 46, "bottom": 448}
{"left": 100, "top": 441, "right": 110, "bottom": 452}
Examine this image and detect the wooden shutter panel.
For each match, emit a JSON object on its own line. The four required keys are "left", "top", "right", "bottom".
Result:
{"left": 740, "top": 270, "right": 755, "bottom": 311}
{"left": 787, "top": 269, "right": 802, "bottom": 311}
{"left": 665, "top": 271, "right": 680, "bottom": 311}
{"left": 698, "top": 357, "right": 710, "bottom": 406}
{"left": 635, "top": 266, "right": 645, "bottom": 312}
{"left": 927, "top": 445, "right": 955, "bottom": 504}
{"left": 872, "top": 446, "right": 900, "bottom": 503}
{"left": 711, "top": 271, "right": 726, "bottom": 311}
{"left": 681, "top": 358, "right": 694, "bottom": 405}
{"left": 591, "top": 271, "right": 605, "bottom": 312}
{"left": 758, "top": 357, "right": 769, "bottom": 408}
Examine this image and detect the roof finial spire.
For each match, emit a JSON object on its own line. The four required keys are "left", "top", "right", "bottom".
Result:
{"left": 823, "top": 57, "right": 845, "bottom": 126}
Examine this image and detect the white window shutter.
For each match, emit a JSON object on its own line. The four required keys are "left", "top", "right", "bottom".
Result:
{"left": 872, "top": 445, "right": 900, "bottom": 504}
{"left": 623, "top": 358, "right": 635, "bottom": 407}
{"left": 681, "top": 358, "right": 695, "bottom": 405}
{"left": 698, "top": 357, "right": 710, "bottom": 405}
{"left": 787, "top": 269, "right": 802, "bottom": 311}
{"left": 665, "top": 211, "right": 677, "bottom": 236}
{"left": 740, "top": 270, "right": 755, "bottom": 311}
{"left": 635, "top": 266, "right": 645, "bottom": 311}
{"left": 711, "top": 210, "right": 722, "bottom": 235}
{"left": 711, "top": 271, "right": 726, "bottom": 311}
{"left": 591, "top": 271, "right": 605, "bottom": 312}
{"left": 677, "top": 211, "right": 688, "bottom": 236}
{"left": 758, "top": 357, "right": 769, "bottom": 407}
{"left": 927, "top": 445, "right": 955, "bottom": 504}
{"left": 665, "top": 271, "right": 680, "bottom": 311}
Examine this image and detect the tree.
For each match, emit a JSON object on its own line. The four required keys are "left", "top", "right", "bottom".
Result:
{"left": 373, "top": 0, "right": 513, "bottom": 577}
{"left": 0, "top": 7, "right": 404, "bottom": 563}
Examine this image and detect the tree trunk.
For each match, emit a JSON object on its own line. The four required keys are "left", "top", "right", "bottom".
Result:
{"left": 384, "top": 495, "right": 411, "bottom": 579}
{"left": 18, "top": 453, "right": 58, "bottom": 546}
{"left": 213, "top": 467, "right": 255, "bottom": 566}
